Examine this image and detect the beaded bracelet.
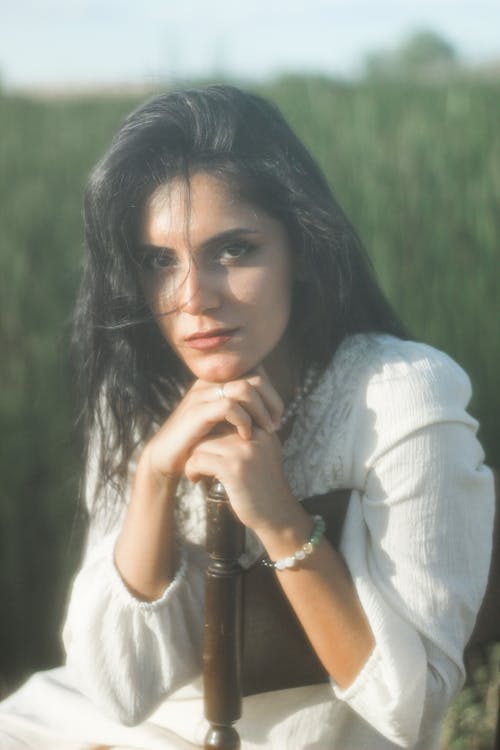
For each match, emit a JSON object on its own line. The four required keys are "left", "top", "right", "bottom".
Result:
{"left": 261, "top": 514, "right": 326, "bottom": 571}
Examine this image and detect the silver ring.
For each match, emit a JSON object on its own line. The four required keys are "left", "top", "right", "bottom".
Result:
{"left": 216, "top": 384, "right": 226, "bottom": 400}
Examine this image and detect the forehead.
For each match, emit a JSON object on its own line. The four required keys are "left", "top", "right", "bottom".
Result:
{"left": 141, "top": 172, "right": 270, "bottom": 247}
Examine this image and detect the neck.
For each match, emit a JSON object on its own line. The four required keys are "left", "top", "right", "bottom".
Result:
{"left": 262, "top": 333, "right": 300, "bottom": 405}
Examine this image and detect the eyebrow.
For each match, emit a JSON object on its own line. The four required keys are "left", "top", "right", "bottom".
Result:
{"left": 139, "top": 227, "right": 260, "bottom": 255}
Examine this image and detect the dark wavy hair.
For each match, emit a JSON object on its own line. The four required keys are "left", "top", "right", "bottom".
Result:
{"left": 74, "top": 83, "right": 407, "bottom": 499}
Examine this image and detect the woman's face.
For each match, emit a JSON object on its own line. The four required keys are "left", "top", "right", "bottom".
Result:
{"left": 139, "top": 172, "right": 296, "bottom": 387}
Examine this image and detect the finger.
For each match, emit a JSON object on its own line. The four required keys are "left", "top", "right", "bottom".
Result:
{"left": 200, "top": 398, "right": 254, "bottom": 441}
{"left": 222, "top": 403, "right": 253, "bottom": 441}
{"left": 249, "top": 370, "right": 284, "bottom": 427}
{"left": 198, "top": 368, "right": 284, "bottom": 427}
{"left": 196, "top": 425, "right": 269, "bottom": 452}
{"left": 195, "top": 374, "right": 283, "bottom": 432}
{"left": 185, "top": 450, "right": 229, "bottom": 485}
{"left": 221, "top": 380, "right": 276, "bottom": 433}
{"left": 229, "top": 374, "right": 284, "bottom": 430}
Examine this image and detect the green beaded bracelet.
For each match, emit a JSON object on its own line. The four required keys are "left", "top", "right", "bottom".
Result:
{"left": 261, "top": 514, "right": 326, "bottom": 571}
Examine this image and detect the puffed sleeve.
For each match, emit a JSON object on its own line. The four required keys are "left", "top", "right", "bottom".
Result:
{"left": 331, "top": 339, "right": 494, "bottom": 747}
{"left": 62, "top": 431, "right": 207, "bottom": 726}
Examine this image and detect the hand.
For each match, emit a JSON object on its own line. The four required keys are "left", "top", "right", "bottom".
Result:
{"left": 184, "top": 426, "right": 300, "bottom": 533}
{"left": 141, "top": 368, "right": 284, "bottom": 487}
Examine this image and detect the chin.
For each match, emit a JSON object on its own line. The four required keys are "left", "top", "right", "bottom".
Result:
{"left": 188, "top": 354, "right": 255, "bottom": 383}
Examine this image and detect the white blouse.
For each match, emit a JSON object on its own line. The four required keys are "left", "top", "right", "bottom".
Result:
{"left": 0, "top": 333, "right": 494, "bottom": 750}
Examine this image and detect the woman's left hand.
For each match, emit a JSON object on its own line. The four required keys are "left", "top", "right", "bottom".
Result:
{"left": 184, "top": 426, "right": 300, "bottom": 534}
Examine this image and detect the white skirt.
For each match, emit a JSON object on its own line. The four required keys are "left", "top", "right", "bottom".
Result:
{"left": 0, "top": 668, "right": 200, "bottom": 750}
{"left": 0, "top": 665, "right": 435, "bottom": 749}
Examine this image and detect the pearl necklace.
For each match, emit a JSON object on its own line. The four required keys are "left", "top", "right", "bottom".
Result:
{"left": 279, "top": 368, "right": 319, "bottom": 430}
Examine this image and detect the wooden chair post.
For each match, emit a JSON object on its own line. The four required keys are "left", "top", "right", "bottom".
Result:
{"left": 203, "top": 480, "right": 245, "bottom": 750}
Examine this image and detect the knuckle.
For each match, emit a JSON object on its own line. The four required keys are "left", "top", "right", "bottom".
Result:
{"left": 230, "top": 380, "right": 249, "bottom": 400}
{"left": 248, "top": 374, "right": 263, "bottom": 388}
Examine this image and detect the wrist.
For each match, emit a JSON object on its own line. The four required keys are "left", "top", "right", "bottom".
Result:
{"left": 136, "top": 444, "right": 180, "bottom": 500}
{"left": 254, "top": 500, "right": 313, "bottom": 560}
{"left": 262, "top": 515, "right": 326, "bottom": 570}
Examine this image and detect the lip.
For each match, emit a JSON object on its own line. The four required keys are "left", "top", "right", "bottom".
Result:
{"left": 184, "top": 327, "right": 239, "bottom": 350}
{"left": 185, "top": 327, "right": 239, "bottom": 341}
{"left": 184, "top": 328, "right": 237, "bottom": 341}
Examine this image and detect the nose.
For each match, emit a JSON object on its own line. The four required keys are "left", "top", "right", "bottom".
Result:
{"left": 178, "top": 258, "right": 221, "bottom": 315}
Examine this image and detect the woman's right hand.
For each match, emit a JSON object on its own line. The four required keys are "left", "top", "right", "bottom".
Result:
{"left": 142, "top": 367, "right": 284, "bottom": 486}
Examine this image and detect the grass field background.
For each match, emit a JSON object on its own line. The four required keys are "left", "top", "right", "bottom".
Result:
{"left": 0, "top": 76, "right": 498, "bottom": 747}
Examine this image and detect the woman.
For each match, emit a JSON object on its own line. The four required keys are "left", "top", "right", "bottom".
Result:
{"left": 0, "top": 85, "right": 494, "bottom": 749}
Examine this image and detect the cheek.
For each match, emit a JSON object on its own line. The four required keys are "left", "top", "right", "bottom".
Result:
{"left": 230, "top": 262, "right": 293, "bottom": 309}
{"left": 140, "top": 269, "right": 182, "bottom": 315}
{"left": 142, "top": 286, "right": 177, "bottom": 346}
{"left": 259, "top": 262, "right": 294, "bottom": 323}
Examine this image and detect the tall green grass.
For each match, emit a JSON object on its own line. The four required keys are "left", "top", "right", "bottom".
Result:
{"left": 266, "top": 76, "right": 499, "bottom": 461}
{"left": 0, "top": 79, "right": 498, "bottom": 743}
{"left": 0, "top": 93, "right": 140, "bottom": 687}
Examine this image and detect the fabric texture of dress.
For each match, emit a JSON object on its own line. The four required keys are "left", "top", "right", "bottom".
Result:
{"left": 0, "top": 333, "right": 495, "bottom": 750}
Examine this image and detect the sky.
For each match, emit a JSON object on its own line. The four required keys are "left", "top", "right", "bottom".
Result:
{"left": 1, "top": 0, "right": 499, "bottom": 90}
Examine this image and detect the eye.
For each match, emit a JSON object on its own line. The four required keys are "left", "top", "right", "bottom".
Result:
{"left": 217, "top": 241, "right": 257, "bottom": 264}
{"left": 138, "top": 249, "right": 176, "bottom": 273}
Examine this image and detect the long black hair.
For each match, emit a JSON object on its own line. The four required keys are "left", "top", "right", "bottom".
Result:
{"left": 74, "top": 84, "right": 407, "bottom": 501}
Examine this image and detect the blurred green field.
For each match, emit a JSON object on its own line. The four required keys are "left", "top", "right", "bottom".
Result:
{"left": 0, "top": 76, "right": 498, "bottom": 746}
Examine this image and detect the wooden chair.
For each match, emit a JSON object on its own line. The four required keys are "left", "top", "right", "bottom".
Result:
{"left": 203, "top": 474, "right": 499, "bottom": 749}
